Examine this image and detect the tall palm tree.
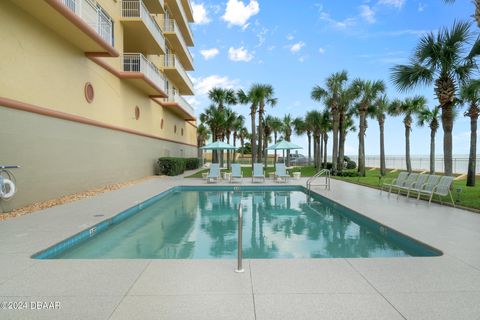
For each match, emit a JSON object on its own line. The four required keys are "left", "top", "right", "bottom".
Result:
{"left": 319, "top": 110, "right": 332, "bottom": 168}
{"left": 197, "top": 123, "right": 210, "bottom": 165}
{"left": 237, "top": 87, "right": 260, "bottom": 166}
{"left": 255, "top": 84, "right": 278, "bottom": 163}
{"left": 293, "top": 117, "right": 312, "bottom": 165}
{"left": 232, "top": 114, "right": 245, "bottom": 164}
{"left": 268, "top": 116, "right": 284, "bottom": 165}
{"left": 223, "top": 108, "right": 238, "bottom": 169}
{"left": 337, "top": 84, "right": 358, "bottom": 171}
{"left": 352, "top": 79, "right": 386, "bottom": 176}
{"left": 199, "top": 105, "right": 225, "bottom": 164}
{"left": 370, "top": 95, "right": 391, "bottom": 176}
{"left": 263, "top": 117, "right": 273, "bottom": 167}
{"left": 282, "top": 114, "right": 293, "bottom": 166}
{"left": 208, "top": 87, "right": 237, "bottom": 112}
{"left": 238, "top": 127, "right": 250, "bottom": 157}
{"left": 417, "top": 106, "right": 441, "bottom": 174}
{"left": 306, "top": 110, "right": 323, "bottom": 170}
{"left": 460, "top": 79, "right": 480, "bottom": 186}
{"left": 391, "top": 21, "right": 479, "bottom": 176}
{"left": 389, "top": 96, "right": 427, "bottom": 173}
{"left": 311, "top": 70, "right": 348, "bottom": 173}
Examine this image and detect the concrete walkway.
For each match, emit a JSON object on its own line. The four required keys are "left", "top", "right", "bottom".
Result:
{"left": 0, "top": 176, "right": 480, "bottom": 319}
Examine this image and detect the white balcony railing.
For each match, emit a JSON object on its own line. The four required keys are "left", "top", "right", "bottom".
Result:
{"left": 162, "top": 18, "right": 193, "bottom": 64}
{"left": 162, "top": 54, "right": 193, "bottom": 90}
{"left": 174, "top": 0, "right": 193, "bottom": 42}
{"left": 62, "top": 0, "right": 114, "bottom": 46}
{"left": 121, "top": 0, "right": 166, "bottom": 52}
{"left": 123, "top": 53, "right": 166, "bottom": 92}
{"left": 164, "top": 89, "right": 194, "bottom": 115}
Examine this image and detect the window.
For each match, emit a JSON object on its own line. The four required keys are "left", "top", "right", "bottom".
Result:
{"left": 134, "top": 106, "right": 140, "bottom": 120}
{"left": 84, "top": 82, "right": 94, "bottom": 103}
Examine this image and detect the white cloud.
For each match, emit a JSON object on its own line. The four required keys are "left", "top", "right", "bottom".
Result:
{"left": 286, "top": 34, "right": 294, "bottom": 41}
{"left": 228, "top": 46, "right": 253, "bottom": 62}
{"left": 199, "top": 48, "right": 219, "bottom": 60}
{"left": 289, "top": 41, "right": 305, "bottom": 53}
{"left": 192, "top": 2, "right": 211, "bottom": 25}
{"left": 318, "top": 47, "right": 326, "bottom": 54}
{"left": 299, "top": 55, "right": 308, "bottom": 63}
{"left": 359, "top": 5, "right": 376, "bottom": 24}
{"left": 418, "top": 3, "right": 426, "bottom": 12}
{"left": 319, "top": 11, "right": 356, "bottom": 29}
{"left": 378, "top": 0, "right": 406, "bottom": 9}
{"left": 222, "top": 0, "right": 260, "bottom": 27}
{"left": 193, "top": 75, "right": 240, "bottom": 95}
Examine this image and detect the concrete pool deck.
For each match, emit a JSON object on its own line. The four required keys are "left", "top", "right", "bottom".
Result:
{"left": 0, "top": 175, "right": 480, "bottom": 319}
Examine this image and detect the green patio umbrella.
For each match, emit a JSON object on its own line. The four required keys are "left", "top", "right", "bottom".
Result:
{"left": 267, "top": 141, "right": 303, "bottom": 165}
{"left": 200, "top": 141, "right": 236, "bottom": 165}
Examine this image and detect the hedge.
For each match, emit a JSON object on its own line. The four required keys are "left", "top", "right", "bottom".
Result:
{"left": 157, "top": 157, "right": 200, "bottom": 176}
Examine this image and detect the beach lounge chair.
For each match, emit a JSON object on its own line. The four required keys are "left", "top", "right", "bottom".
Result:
{"left": 406, "top": 174, "right": 439, "bottom": 199}
{"left": 416, "top": 175, "right": 455, "bottom": 207}
{"left": 381, "top": 171, "right": 409, "bottom": 196}
{"left": 275, "top": 163, "right": 290, "bottom": 183}
{"left": 404, "top": 173, "right": 429, "bottom": 198}
{"left": 207, "top": 163, "right": 220, "bottom": 183}
{"left": 230, "top": 163, "right": 243, "bottom": 183}
{"left": 252, "top": 163, "right": 265, "bottom": 183}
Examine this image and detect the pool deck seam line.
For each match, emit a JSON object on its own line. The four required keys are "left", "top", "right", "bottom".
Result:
{"left": 249, "top": 260, "right": 257, "bottom": 320}
{"left": 345, "top": 258, "right": 408, "bottom": 320}
{"left": 106, "top": 260, "right": 152, "bottom": 320}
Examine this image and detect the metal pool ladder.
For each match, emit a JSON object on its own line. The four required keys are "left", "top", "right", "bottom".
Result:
{"left": 306, "top": 169, "right": 331, "bottom": 193}
{"left": 235, "top": 204, "right": 244, "bottom": 273}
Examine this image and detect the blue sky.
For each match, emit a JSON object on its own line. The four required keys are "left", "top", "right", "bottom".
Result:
{"left": 187, "top": 0, "right": 476, "bottom": 156}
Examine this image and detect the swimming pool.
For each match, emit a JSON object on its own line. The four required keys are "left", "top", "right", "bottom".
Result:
{"left": 34, "top": 186, "right": 441, "bottom": 259}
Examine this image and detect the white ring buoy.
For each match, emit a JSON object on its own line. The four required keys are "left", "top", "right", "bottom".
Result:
{"left": 0, "top": 178, "right": 16, "bottom": 199}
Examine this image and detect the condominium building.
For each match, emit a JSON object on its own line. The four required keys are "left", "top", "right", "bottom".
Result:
{"left": 0, "top": 0, "right": 196, "bottom": 210}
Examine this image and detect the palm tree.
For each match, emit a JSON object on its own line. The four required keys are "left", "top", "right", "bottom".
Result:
{"left": 255, "top": 84, "right": 278, "bottom": 163}
{"left": 306, "top": 110, "right": 323, "bottom": 169}
{"left": 238, "top": 127, "right": 250, "bottom": 157}
{"left": 417, "top": 106, "right": 441, "bottom": 174}
{"left": 232, "top": 114, "right": 245, "bottom": 164}
{"left": 293, "top": 117, "right": 312, "bottom": 165}
{"left": 208, "top": 87, "right": 237, "bottom": 112}
{"left": 263, "top": 117, "right": 273, "bottom": 167}
{"left": 352, "top": 79, "right": 386, "bottom": 176}
{"left": 391, "top": 21, "right": 479, "bottom": 176}
{"left": 268, "top": 116, "right": 284, "bottom": 165}
{"left": 460, "top": 79, "right": 480, "bottom": 186}
{"left": 389, "top": 96, "right": 427, "bottom": 173}
{"left": 237, "top": 87, "right": 260, "bottom": 166}
{"left": 197, "top": 123, "right": 210, "bottom": 165}
{"left": 370, "top": 95, "right": 390, "bottom": 176}
{"left": 320, "top": 110, "right": 332, "bottom": 168}
{"left": 223, "top": 108, "right": 238, "bottom": 169}
{"left": 337, "top": 83, "right": 358, "bottom": 171}
{"left": 282, "top": 114, "right": 293, "bottom": 166}
{"left": 311, "top": 70, "right": 348, "bottom": 173}
{"left": 199, "top": 105, "right": 225, "bottom": 164}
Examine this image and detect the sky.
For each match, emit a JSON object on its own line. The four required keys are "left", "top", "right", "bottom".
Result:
{"left": 187, "top": 0, "right": 476, "bottom": 156}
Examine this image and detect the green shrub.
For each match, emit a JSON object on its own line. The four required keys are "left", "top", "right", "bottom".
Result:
{"left": 335, "top": 171, "right": 359, "bottom": 177}
{"left": 157, "top": 157, "right": 186, "bottom": 176}
{"left": 346, "top": 160, "right": 357, "bottom": 169}
{"left": 185, "top": 158, "right": 200, "bottom": 170}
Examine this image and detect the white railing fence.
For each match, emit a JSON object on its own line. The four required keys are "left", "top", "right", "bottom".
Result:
{"left": 162, "top": 54, "right": 193, "bottom": 89}
{"left": 162, "top": 18, "right": 193, "bottom": 63}
{"left": 123, "top": 53, "right": 166, "bottom": 92}
{"left": 363, "top": 156, "right": 480, "bottom": 174}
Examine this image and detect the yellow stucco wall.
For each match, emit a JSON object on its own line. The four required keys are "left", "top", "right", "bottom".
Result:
{"left": 0, "top": 0, "right": 196, "bottom": 147}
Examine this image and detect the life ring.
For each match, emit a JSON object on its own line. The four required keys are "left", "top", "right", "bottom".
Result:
{"left": 0, "top": 178, "right": 16, "bottom": 199}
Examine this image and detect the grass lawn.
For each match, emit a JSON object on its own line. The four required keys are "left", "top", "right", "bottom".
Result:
{"left": 186, "top": 165, "right": 480, "bottom": 211}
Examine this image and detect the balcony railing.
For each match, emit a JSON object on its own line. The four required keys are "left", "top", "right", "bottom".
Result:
{"left": 62, "top": 0, "right": 114, "bottom": 46}
{"left": 164, "top": 90, "right": 194, "bottom": 115}
{"left": 123, "top": 53, "right": 166, "bottom": 92}
{"left": 162, "top": 18, "right": 193, "bottom": 64}
{"left": 121, "top": 0, "right": 166, "bottom": 52}
{"left": 162, "top": 54, "right": 193, "bottom": 90}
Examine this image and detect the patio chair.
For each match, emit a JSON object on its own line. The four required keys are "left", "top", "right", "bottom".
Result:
{"left": 381, "top": 171, "right": 409, "bottom": 196}
{"left": 207, "top": 163, "right": 220, "bottom": 183}
{"left": 230, "top": 163, "right": 243, "bottom": 183}
{"left": 252, "top": 163, "right": 265, "bottom": 183}
{"left": 406, "top": 174, "right": 440, "bottom": 199}
{"left": 397, "top": 173, "right": 427, "bottom": 199}
{"left": 275, "top": 163, "right": 290, "bottom": 183}
{"left": 394, "top": 173, "right": 419, "bottom": 197}
{"left": 416, "top": 175, "right": 455, "bottom": 207}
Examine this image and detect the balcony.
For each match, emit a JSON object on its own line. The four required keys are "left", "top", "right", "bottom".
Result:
{"left": 162, "top": 18, "right": 194, "bottom": 70}
{"left": 143, "top": 0, "right": 165, "bottom": 14}
{"left": 122, "top": 53, "right": 167, "bottom": 97}
{"left": 161, "top": 90, "right": 195, "bottom": 120}
{"left": 180, "top": 0, "right": 194, "bottom": 22}
{"left": 120, "top": 0, "right": 166, "bottom": 54}
{"left": 165, "top": 0, "right": 193, "bottom": 46}
{"left": 10, "top": 0, "right": 117, "bottom": 56}
{"left": 160, "top": 54, "right": 194, "bottom": 95}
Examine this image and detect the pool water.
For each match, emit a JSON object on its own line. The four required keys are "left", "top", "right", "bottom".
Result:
{"left": 41, "top": 187, "right": 440, "bottom": 259}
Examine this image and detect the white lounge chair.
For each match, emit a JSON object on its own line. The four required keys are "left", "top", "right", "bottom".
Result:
{"left": 397, "top": 173, "right": 425, "bottom": 198}
{"left": 407, "top": 174, "right": 439, "bottom": 199}
{"left": 207, "top": 163, "right": 220, "bottom": 183}
{"left": 275, "top": 163, "right": 290, "bottom": 183}
{"left": 252, "top": 163, "right": 265, "bottom": 183}
{"left": 416, "top": 175, "right": 455, "bottom": 207}
{"left": 230, "top": 164, "right": 243, "bottom": 183}
{"left": 381, "top": 172, "right": 409, "bottom": 196}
